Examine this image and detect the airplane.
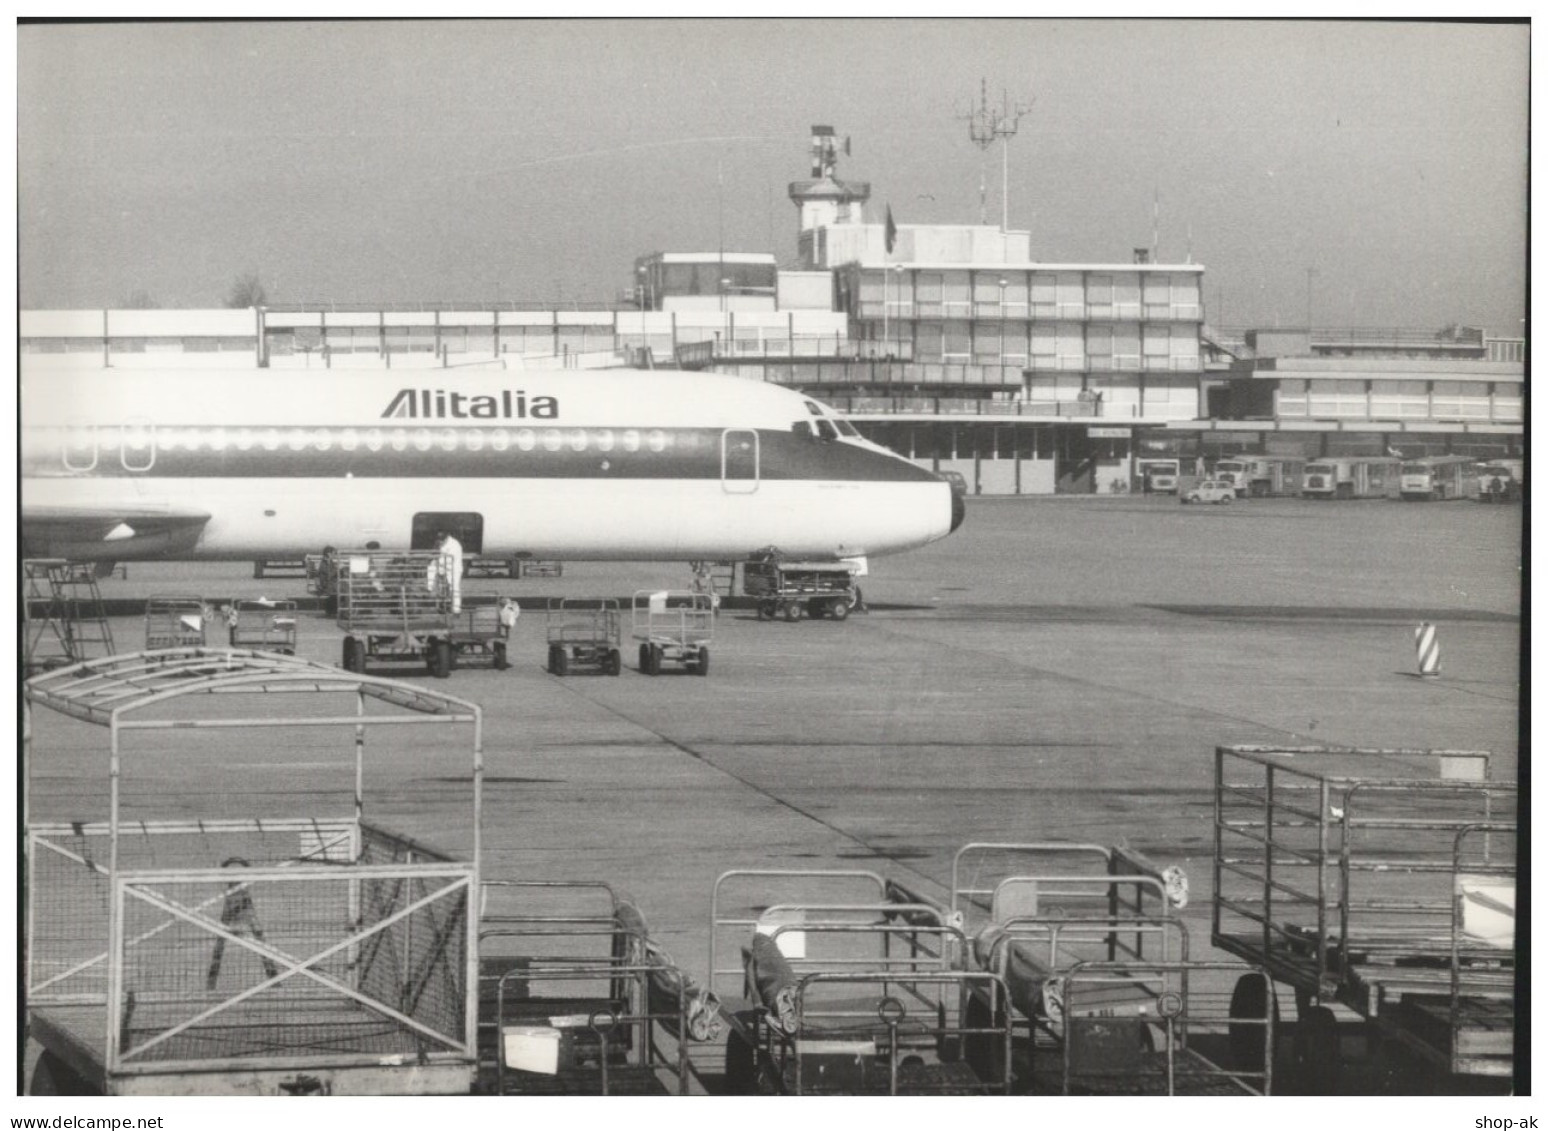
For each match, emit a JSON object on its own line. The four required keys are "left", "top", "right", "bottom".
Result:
{"left": 21, "top": 366, "right": 965, "bottom": 567}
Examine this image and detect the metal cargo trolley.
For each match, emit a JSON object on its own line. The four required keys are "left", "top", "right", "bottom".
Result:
{"left": 708, "top": 868, "right": 1013, "bottom": 1095}
{"left": 334, "top": 549, "right": 506, "bottom": 677}
{"left": 23, "top": 648, "right": 486, "bottom": 1095}
{"left": 227, "top": 599, "right": 299, "bottom": 654}
{"left": 926, "top": 842, "right": 1272, "bottom": 1095}
{"left": 1212, "top": 745, "right": 1517, "bottom": 1089}
{"left": 478, "top": 881, "right": 720, "bottom": 1095}
{"left": 545, "top": 599, "right": 622, "bottom": 676}
{"left": 144, "top": 596, "right": 209, "bottom": 649}
{"left": 744, "top": 551, "right": 861, "bottom": 622}
{"left": 631, "top": 590, "right": 713, "bottom": 675}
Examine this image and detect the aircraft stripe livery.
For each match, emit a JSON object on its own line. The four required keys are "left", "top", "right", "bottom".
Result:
{"left": 22, "top": 367, "right": 965, "bottom": 563}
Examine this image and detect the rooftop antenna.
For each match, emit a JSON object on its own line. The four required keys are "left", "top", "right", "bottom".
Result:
{"left": 1152, "top": 184, "right": 1160, "bottom": 262}
{"left": 957, "top": 78, "right": 1032, "bottom": 230}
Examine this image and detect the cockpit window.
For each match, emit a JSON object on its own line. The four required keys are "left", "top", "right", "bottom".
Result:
{"left": 792, "top": 420, "right": 814, "bottom": 438}
{"left": 815, "top": 419, "right": 838, "bottom": 441}
{"left": 804, "top": 401, "right": 824, "bottom": 416}
{"left": 834, "top": 418, "right": 859, "bottom": 438}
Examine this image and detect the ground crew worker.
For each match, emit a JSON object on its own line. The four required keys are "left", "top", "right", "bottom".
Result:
{"left": 427, "top": 532, "right": 464, "bottom": 612}
{"left": 437, "top": 531, "right": 464, "bottom": 612}
{"left": 206, "top": 857, "right": 279, "bottom": 990}
{"left": 498, "top": 597, "right": 520, "bottom": 638}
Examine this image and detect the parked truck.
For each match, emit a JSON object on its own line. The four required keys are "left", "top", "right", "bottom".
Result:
{"left": 1300, "top": 457, "right": 1399, "bottom": 500}
{"left": 1214, "top": 455, "right": 1307, "bottom": 498}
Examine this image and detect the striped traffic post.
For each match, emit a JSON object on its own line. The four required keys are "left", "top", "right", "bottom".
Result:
{"left": 1414, "top": 621, "right": 1441, "bottom": 678}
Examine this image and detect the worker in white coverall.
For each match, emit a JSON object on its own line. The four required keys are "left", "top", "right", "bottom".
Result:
{"left": 432, "top": 531, "right": 464, "bottom": 612}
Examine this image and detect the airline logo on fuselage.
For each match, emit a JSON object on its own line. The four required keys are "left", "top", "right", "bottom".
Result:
{"left": 381, "top": 388, "right": 559, "bottom": 420}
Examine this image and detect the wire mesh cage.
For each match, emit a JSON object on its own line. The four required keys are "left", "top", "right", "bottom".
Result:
{"left": 23, "top": 649, "right": 485, "bottom": 1095}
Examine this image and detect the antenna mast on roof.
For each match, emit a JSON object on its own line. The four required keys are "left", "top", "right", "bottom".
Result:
{"left": 957, "top": 78, "right": 1033, "bottom": 230}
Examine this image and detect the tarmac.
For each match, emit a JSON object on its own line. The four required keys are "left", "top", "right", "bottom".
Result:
{"left": 21, "top": 493, "right": 1524, "bottom": 1093}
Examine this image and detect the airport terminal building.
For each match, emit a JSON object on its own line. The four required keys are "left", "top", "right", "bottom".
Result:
{"left": 20, "top": 127, "right": 1523, "bottom": 495}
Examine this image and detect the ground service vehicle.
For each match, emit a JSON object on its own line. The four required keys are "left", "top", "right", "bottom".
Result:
{"left": 228, "top": 598, "right": 299, "bottom": 654}
{"left": 1472, "top": 464, "right": 1521, "bottom": 503}
{"left": 143, "top": 596, "right": 208, "bottom": 649}
{"left": 1399, "top": 456, "right": 1473, "bottom": 501}
{"left": 1212, "top": 459, "right": 1254, "bottom": 497}
{"left": 546, "top": 599, "right": 623, "bottom": 676}
{"left": 1183, "top": 480, "right": 1236, "bottom": 505}
{"left": 744, "top": 553, "right": 862, "bottom": 622}
{"left": 632, "top": 591, "right": 713, "bottom": 675}
{"left": 1136, "top": 458, "right": 1181, "bottom": 495}
{"left": 1301, "top": 457, "right": 1399, "bottom": 500}
{"left": 1213, "top": 745, "right": 1516, "bottom": 1088}
{"left": 335, "top": 549, "right": 507, "bottom": 677}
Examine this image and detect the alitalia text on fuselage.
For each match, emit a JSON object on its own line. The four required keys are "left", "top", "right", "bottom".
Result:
{"left": 381, "top": 387, "right": 559, "bottom": 420}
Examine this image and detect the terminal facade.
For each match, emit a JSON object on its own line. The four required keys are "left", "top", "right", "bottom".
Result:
{"left": 20, "top": 126, "right": 1522, "bottom": 495}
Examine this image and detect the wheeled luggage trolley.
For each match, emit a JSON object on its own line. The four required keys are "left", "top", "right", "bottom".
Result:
{"left": 744, "top": 553, "right": 861, "bottom": 623}
{"left": 478, "top": 880, "right": 719, "bottom": 1095}
{"left": 710, "top": 869, "right": 1012, "bottom": 1095}
{"left": 227, "top": 599, "right": 299, "bottom": 654}
{"left": 1211, "top": 745, "right": 1517, "bottom": 1088}
{"left": 927, "top": 842, "right": 1273, "bottom": 1094}
{"left": 546, "top": 599, "right": 622, "bottom": 676}
{"left": 631, "top": 590, "right": 713, "bottom": 675}
{"left": 143, "top": 596, "right": 208, "bottom": 649}
{"left": 23, "top": 649, "right": 485, "bottom": 1096}
{"left": 334, "top": 549, "right": 505, "bottom": 677}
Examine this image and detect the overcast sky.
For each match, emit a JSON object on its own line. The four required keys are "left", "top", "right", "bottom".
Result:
{"left": 17, "top": 19, "right": 1528, "bottom": 335}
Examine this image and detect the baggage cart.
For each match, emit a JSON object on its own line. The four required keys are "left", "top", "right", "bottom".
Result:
{"left": 1044, "top": 961, "right": 1276, "bottom": 1095}
{"left": 143, "top": 596, "right": 208, "bottom": 650}
{"left": 478, "top": 881, "right": 715, "bottom": 1095}
{"left": 227, "top": 599, "right": 299, "bottom": 654}
{"left": 930, "top": 843, "right": 1271, "bottom": 1094}
{"left": 1211, "top": 745, "right": 1517, "bottom": 1087}
{"left": 23, "top": 649, "right": 485, "bottom": 1096}
{"left": 631, "top": 590, "right": 713, "bottom": 675}
{"left": 334, "top": 550, "right": 504, "bottom": 677}
{"left": 744, "top": 553, "right": 861, "bottom": 622}
{"left": 545, "top": 599, "right": 622, "bottom": 676}
{"left": 710, "top": 869, "right": 1011, "bottom": 1095}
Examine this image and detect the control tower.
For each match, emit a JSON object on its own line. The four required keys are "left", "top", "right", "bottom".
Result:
{"left": 789, "top": 125, "right": 870, "bottom": 268}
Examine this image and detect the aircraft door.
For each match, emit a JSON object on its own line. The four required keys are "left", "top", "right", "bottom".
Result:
{"left": 721, "top": 429, "right": 759, "bottom": 494}
{"left": 411, "top": 512, "right": 485, "bottom": 553}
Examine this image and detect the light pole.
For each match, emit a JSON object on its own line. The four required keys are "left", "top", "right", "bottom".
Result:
{"left": 893, "top": 265, "right": 905, "bottom": 359}
{"left": 882, "top": 266, "right": 890, "bottom": 359}
{"left": 998, "top": 277, "right": 1008, "bottom": 376}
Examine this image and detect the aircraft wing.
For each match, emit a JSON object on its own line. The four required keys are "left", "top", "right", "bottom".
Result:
{"left": 22, "top": 505, "right": 212, "bottom": 561}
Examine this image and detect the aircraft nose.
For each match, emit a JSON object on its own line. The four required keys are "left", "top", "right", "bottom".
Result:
{"left": 950, "top": 488, "right": 966, "bottom": 533}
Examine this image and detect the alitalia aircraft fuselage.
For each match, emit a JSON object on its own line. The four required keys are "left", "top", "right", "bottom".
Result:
{"left": 20, "top": 367, "right": 963, "bottom": 563}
